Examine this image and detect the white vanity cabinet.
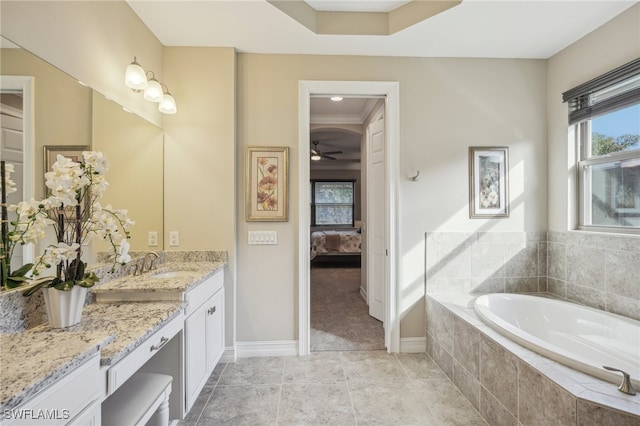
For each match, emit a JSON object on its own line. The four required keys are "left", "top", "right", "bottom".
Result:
{"left": 184, "top": 269, "right": 225, "bottom": 411}
{"left": 2, "top": 353, "right": 101, "bottom": 426}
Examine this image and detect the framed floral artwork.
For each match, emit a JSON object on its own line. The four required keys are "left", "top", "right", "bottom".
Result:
{"left": 245, "top": 146, "right": 289, "bottom": 221}
{"left": 469, "top": 146, "right": 509, "bottom": 218}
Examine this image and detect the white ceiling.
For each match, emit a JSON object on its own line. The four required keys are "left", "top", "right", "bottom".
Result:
{"left": 127, "top": 0, "right": 637, "bottom": 59}
{"left": 125, "top": 0, "right": 637, "bottom": 165}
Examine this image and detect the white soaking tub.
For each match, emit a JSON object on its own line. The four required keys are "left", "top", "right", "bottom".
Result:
{"left": 474, "top": 293, "right": 640, "bottom": 389}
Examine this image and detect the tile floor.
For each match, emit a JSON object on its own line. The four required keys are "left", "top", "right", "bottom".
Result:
{"left": 179, "top": 350, "right": 488, "bottom": 425}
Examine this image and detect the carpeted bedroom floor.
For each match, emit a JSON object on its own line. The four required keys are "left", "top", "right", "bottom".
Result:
{"left": 310, "top": 266, "right": 385, "bottom": 351}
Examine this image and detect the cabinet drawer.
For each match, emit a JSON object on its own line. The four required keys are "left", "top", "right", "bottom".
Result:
{"left": 106, "top": 313, "right": 183, "bottom": 395}
{"left": 184, "top": 270, "right": 223, "bottom": 317}
{"left": 3, "top": 353, "right": 100, "bottom": 426}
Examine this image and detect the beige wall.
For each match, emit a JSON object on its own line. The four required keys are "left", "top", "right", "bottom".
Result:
{"left": 92, "top": 93, "right": 164, "bottom": 253}
{"left": 163, "top": 47, "right": 237, "bottom": 347}
{"left": 1, "top": 1, "right": 163, "bottom": 127}
{"left": 236, "top": 54, "right": 548, "bottom": 341}
{"left": 547, "top": 4, "right": 640, "bottom": 232}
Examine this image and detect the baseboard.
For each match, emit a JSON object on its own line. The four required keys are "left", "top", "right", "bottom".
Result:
{"left": 359, "top": 287, "right": 367, "bottom": 302}
{"left": 235, "top": 340, "right": 299, "bottom": 358}
{"left": 400, "top": 337, "right": 426, "bottom": 353}
{"left": 225, "top": 338, "right": 424, "bottom": 358}
{"left": 220, "top": 344, "right": 237, "bottom": 363}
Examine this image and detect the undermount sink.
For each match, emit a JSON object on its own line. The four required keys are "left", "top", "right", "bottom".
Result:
{"left": 150, "top": 270, "right": 201, "bottom": 279}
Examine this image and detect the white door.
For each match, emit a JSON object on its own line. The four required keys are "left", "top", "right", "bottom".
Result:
{"left": 366, "top": 113, "right": 385, "bottom": 322}
{"left": 0, "top": 105, "right": 25, "bottom": 270}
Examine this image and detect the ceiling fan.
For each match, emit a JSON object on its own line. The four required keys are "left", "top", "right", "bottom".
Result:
{"left": 311, "top": 140, "right": 342, "bottom": 161}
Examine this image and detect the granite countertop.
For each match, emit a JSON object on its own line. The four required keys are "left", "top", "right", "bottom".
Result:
{"left": 1, "top": 301, "right": 183, "bottom": 414}
{"left": 29, "top": 301, "right": 184, "bottom": 366}
{"left": 0, "top": 331, "right": 114, "bottom": 413}
{"left": 92, "top": 261, "right": 225, "bottom": 294}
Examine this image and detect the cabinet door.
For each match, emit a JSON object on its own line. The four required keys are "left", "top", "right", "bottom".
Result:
{"left": 206, "top": 288, "right": 225, "bottom": 372}
{"left": 185, "top": 305, "right": 208, "bottom": 411}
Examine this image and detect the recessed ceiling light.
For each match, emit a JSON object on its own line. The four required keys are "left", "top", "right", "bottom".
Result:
{"left": 330, "top": 96, "right": 343, "bottom": 102}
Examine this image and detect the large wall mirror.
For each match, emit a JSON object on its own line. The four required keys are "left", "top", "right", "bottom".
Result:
{"left": 0, "top": 35, "right": 164, "bottom": 271}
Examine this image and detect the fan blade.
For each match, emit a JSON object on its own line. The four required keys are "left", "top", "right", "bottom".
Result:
{"left": 322, "top": 150, "right": 343, "bottom": 155}
{"left": 322, "top": 155, "right": 337, "bottom": 160}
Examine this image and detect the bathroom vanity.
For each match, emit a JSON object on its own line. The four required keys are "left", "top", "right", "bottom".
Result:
{"left": 0, "top": 256, "right": 226, "bottom": 425}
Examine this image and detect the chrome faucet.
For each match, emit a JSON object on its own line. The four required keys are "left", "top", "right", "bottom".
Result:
{"left": 603, "top": 366, "right": 637, "bottom": 395}
{"left": 140, "top": 251, "right": 160, "bottom": 274}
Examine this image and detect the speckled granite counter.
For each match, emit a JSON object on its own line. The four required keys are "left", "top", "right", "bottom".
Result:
{"left": 1, "top": 301, "right": 183, "bottom": 414}
{"left": 30, "top": 301, "right": 184, "bottom": 366}
{"left": 92, "top": 261, "right": 224, "bottom": 296}
{"left": 0, "top": 331, "right": 114, "bottom": 413}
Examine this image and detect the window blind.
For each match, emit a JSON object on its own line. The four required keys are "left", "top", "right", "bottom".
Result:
{"left": 562, "top": 57, "right": 640, "bottom": 125}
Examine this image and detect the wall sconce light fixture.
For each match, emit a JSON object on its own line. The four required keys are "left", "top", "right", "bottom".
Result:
{"left": 125, "top": 57, "right": 177, "bottom": 114}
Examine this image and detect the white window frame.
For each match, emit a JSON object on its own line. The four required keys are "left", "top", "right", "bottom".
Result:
{"left": 564, "top": 58, "right": 640, "bottom": 235}
{"left": 577, "top": 118, "right": 640, "bottom": 234}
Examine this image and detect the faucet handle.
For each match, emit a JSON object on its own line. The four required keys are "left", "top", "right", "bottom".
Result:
{"left": 128, "top": 261, "right": 140, "bottom": 276}
{"left": 603, "top": 366, "right": 637, "bottom": 395}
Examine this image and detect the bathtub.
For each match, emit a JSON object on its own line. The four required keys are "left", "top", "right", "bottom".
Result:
{"left": 474, "top": 293, "right": 640, "bottom": 389}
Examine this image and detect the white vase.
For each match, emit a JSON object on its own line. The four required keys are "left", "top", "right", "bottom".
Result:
{"left": 42, "top": 285, "right": 88, "bottom": 328}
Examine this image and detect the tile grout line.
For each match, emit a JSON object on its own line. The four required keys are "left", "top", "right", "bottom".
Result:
{"left": 193, "top": 362, "right": 228, "bottom": 426}
{"left": 274, "top": 356, "right": 287, "bottom": 425}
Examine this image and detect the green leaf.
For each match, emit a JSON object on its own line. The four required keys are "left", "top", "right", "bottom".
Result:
{"left": 54, "top": 280, "right": 74, "bottom": 291}
{"left": 10, "top": 263, "right": 34, "bottom": 278}
{"left": 5, "top": 278, "right": 24, "bottom": 289}
{"left": 22, "top": 277, "right": 55, "bottom": 297}
{"left": 77, "top": 271, "right": 99, "bottom": 288}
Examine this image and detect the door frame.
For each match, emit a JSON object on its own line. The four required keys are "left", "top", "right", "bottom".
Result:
{"left": 298, "top": 80, "right": 400, "bottom": 356}
{"left": 1, "top": 76, "right": 35, "bottom": 264}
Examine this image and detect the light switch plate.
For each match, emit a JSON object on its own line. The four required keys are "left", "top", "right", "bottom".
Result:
{"left": 148, "top": 231, "right": 158, "bottom": 247}
{"left": 248, "top": 231, "right": 277, "bottom": 245}
{"left": 169, "top": 231, "right": 179, "bottom": 246}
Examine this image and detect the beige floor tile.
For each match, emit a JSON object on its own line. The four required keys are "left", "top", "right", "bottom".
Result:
{"left": 277, "top": 382, "right": 356, "bottom": 425}
{"left": 283, "top": 351, "right": 345, "bottom": 383}
{"left": 218, "top": 356, "right": 285, "bottom": 386}
{"left": 198, "top": 384, "right": 281, "bottom": 425}
{"left": 340, "top": 350, "right": 407, "bottom": 380}
{"left": 415, "top": 378, "right": 488, "bottom": 426}
{"left": 349, "top": 379, "right": 439, "bottom": 425}
{"left": 395, "top": 352, "right": 448, "bottom": 380}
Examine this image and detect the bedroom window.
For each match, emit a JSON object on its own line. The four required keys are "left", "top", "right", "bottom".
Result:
{"left": 311, "top": 180, "right": 355, "bottom": 226}
{"left": 563, "top": 58, "right": 640, "bottom": 233}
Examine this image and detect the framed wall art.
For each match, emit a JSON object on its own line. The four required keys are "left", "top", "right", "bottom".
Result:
{"left": 469, "top": 146, "right": 509, "bottom": 218}
{"left": 245, "top": 146, "right": 289, "bottom": 221}
{"left": 43, "top": 145, "right": 89, "bottom": 195}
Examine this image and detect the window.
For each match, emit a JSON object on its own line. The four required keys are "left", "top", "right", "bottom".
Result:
{"left": 310, "top": 180, "right": 355, "bottom": 226}
{"left": 564, "top": 58, "right": 640, "bottom": 233}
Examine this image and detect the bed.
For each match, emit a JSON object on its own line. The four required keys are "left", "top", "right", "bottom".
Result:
{"left": 310, "top": 229, "right": 362, "bottom": 260}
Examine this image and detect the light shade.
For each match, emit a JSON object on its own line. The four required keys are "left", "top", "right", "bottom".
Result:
{"left": 144, "top": 76, "right": 164, "bottom": 102}
{"left": 311, "top": 153, "right": 321, "bottom": 161}
{"left": 124, "top": 58, "right": 147, "bottom": 91}
{"left": 159, "top": 92, "right": 177, "bottom": 114}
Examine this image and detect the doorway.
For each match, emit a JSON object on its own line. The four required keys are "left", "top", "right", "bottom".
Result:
{"left": 0, "top": 76, "right": 35, "bottom": 268}
{"left": 298, "top": 80, "right": 400, "bottom": 356}
{"left": 309, "top": 99, "right": 382, "bottom": 351}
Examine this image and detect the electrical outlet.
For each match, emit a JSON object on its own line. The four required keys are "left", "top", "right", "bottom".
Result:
{"left": 148, "top": 231, "right": 158, "bottom": 247}
{"left": 169, "top": 231, "right": 179, "bottom": 247}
